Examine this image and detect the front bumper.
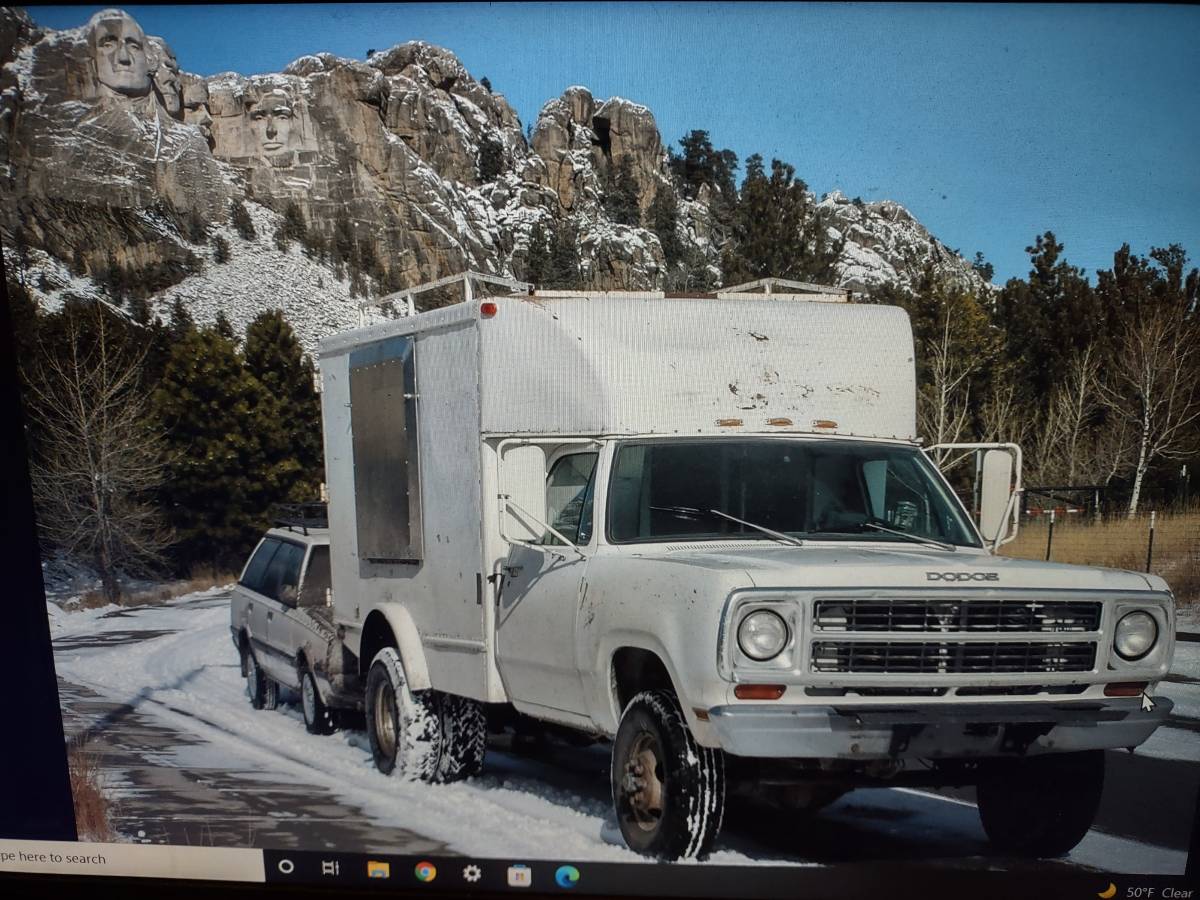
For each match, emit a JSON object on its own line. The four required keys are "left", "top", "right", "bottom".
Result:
{"left": 707, "top": 697, "right": 1174, "bottom": 759}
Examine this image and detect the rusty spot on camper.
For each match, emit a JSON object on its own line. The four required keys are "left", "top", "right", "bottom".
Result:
{"left": 728, "top": 382, "right": 739, "bottom": 395}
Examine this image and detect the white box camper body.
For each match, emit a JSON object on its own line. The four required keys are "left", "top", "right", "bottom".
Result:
{"left": 318, "top": 290, "right": 918, "bottom": 704}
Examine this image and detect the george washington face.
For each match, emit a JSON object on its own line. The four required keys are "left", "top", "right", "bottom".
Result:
{"left": 247, "top": 89, "right": 296, "bottom": 157}
{"left": 88, "top": 10, "right": 151, "bottom": 97}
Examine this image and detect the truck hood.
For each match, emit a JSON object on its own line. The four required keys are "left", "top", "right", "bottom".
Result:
{"left": 647, "top": 544, "right": 1157, "bottom": 593}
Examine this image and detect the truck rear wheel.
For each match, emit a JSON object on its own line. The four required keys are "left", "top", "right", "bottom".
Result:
{"left": 437, "top": 694, "right": 487, "bottom": 781}
{"left": 244, "top": 644, "right": 278, "bottom": 711}
{"left": 611, "top": 690, "right": 725, "bottom": 860}
{"left": 976, "top": 750, "right": 1105, "bottom": 857}
{"left": 365, "top": 647, "right": 442, "bottom": 782}
{"left": 300, "top": 666, "right": 337, "bottom": 735}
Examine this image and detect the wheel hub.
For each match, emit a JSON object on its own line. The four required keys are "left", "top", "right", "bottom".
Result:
{"left": 621, "top": 732, "right": 665, "bottom": 832}
{"left": 374, "top": 682, "right": 398, "bottom": 758}
{"left": 302, "top": 675, "right": 316, "bottom": 722}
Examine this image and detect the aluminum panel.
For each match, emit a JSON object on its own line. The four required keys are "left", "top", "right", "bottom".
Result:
{"left": 348, "top": 336, "right": 422, "bottom": 562}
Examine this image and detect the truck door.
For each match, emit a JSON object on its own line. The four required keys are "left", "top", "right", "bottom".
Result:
{"left": 496, "top": 453, "right": 598, "bottom": 722}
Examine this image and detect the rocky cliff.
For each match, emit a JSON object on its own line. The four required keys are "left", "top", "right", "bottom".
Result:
{"left": 0, "top": 6, "right": 991, "bottom": 351}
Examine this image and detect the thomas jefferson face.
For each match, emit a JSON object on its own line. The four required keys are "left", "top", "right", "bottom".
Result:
{"left": 150, "top": 39, "right": 182, "bottom": 115}
{"left": 247, "top": 90, "right": 295, "bottom": 156}
{"left": 88, "top": 10, "right": 150, "bottom": 97}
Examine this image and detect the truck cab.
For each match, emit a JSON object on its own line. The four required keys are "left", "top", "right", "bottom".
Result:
{"left": 310, "top": 273, "right": 1176, "bottom": 862}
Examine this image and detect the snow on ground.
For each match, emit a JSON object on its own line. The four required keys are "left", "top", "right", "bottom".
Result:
{"left": 47, "top": 591, "right": 1195, "bottom": 872}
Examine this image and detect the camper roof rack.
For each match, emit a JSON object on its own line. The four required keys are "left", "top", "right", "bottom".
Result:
{"left": 358, "top": 271, "right": 850, "bottom": 323}
{"left": 271, "top": 502, "right": 329, "bottom": 535}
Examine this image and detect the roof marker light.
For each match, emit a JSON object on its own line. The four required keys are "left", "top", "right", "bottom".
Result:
{"left": 480, "top": 301, "right": 498, "bottom": 318}
{"left": 812, "top": 419, "right": 838, "bottom": 430}
{"left": 767, "top": 417, "right": 793, "bottom": 427}
{"left": 716, "top": 418, "right": 743, "bottom": 427}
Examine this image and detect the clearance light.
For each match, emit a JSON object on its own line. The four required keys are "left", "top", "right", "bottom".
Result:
{"left": 767, "top": 417, "right": 794, "bottom": 427}
{"left": 812, "top": 419, "right": 838, "bottom": 430}
{"left": 480, "top": 301, "right": 499, "bottom": 318}
{"left": 1104, "top": 681, "right": 1148, "bottom": 698}
{"left": 735, "top": 684, "right": 787, "bottom": 700}
{"left": 716, "top": 418, "right": 743, "bottom": 427}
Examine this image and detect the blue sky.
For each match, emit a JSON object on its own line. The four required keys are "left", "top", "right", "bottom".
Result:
{"left": 31, "top": 3, "right": 1200, "bottom": 284}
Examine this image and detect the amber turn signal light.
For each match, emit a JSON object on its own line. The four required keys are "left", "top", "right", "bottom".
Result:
{"left": 734, "top": 684, "right": 787, "bottom": 700}
{"left": 1103, "top": 682, "right": 1148, "bottom": 698}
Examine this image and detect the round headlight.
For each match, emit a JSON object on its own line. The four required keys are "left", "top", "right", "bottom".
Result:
{"left": 738, "top": 609, "right": 789, "bottom": 661}
{"left": 1114, "top": 611, "right": 1158, "bottom": 661}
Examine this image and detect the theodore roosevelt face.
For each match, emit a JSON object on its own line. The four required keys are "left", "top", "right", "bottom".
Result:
{"left": 88, "top": 10, "right": 151, "bottom": 97}
{"left": 247, "top": 90, "right": 295, "bottom": 156}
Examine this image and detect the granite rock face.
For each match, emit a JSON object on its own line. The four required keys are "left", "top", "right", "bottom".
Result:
{"left": 0, "top": 7, "right": 990, "bottom": 350}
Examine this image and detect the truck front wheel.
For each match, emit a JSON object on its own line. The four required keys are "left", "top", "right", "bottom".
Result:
{"left": 365, "top": 647, "right": 442, "bottom": 782}
{"left": 611, "top": 690, "right": 725, "bottom": 860}
{"left": 976, "top": 749, "right": 1105, "bottom": 857}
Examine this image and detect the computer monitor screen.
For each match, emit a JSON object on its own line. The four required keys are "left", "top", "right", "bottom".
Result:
{"left": 1, "top": 3, "right": 1197, "bottom": 897}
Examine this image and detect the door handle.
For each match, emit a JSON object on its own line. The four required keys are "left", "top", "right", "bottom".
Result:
{"left": 503, "top": 565, "right": 523, "bottom": 577}
{"left": 267, "top": 611, "right": 274, "bottom": 620}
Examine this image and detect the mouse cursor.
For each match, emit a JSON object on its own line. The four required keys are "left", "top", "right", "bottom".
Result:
{"left": 1141, "top": 691, "right": 1156, "bottom": 712}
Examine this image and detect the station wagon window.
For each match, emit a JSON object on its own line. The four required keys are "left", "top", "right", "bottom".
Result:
{"left": 545, "top": 453, "right": 598, "bottom": 545}
{"left": 239, "top": 538, "right": 280, "bottom": 594}
{"left": 298, "top": 546, "right": 331, "bottom": 608}
{"left": 259, "top": 540, "right": 306, "bottom": 605}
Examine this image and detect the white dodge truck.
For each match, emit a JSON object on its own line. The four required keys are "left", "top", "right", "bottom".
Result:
{"left": 231, "top": 273, "right": 1175, "bottom": 860}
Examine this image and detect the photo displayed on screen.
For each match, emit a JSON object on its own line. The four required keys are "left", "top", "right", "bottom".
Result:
{"left": 2, "top": 1, "right": 1197, "bottom": 890}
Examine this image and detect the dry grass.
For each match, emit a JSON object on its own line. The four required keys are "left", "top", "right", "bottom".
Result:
{"left": 67, "top": 741, "right": 114, "bottom": 842}
{"left": 1001, "top": 509, "right": 1200, "bottom": 605}
{"left": 122, "top": 566, "right": 237, "bottom": 607}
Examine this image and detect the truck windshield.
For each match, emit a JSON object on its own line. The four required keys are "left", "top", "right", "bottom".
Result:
{"left": 607, "top": 439, "right": 980, "bottom": 548}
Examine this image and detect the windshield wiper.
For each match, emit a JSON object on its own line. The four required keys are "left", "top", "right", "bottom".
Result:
{"left": 861, "top": 520, "right": 957, "bottom": 552}
{"left": 649, "top": 506, "right": 804, "bottom": 547}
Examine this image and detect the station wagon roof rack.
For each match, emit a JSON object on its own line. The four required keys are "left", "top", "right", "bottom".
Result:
{"left": 271, "top": 502, "right": 329, "bottom": 535}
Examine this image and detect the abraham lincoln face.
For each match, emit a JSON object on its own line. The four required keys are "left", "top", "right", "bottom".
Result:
{"left": 88, "top": 10, "right": 151, "bottom": 97}
{"left": 247, "top": 89, "right": 296, "bottom": 157}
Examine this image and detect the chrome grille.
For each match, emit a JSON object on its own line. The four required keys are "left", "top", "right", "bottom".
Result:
{"left": 810, "top": 640, "right": 1097, "bottom": 675}
{"left": 813, "top": 599, "right": 1101, "bottom": 633}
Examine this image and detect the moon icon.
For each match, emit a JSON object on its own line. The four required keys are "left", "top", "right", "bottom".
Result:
{"left": 1097, "top": 884, "right": 1117, "bottom": 899}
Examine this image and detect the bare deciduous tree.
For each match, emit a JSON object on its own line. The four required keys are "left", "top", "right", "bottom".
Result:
{"left": 23, "top": 305, "right": 174, "bottom": 604}
{"left": 919, "top": 308, "right": 978, "bottom": 466}
{"left": 1097, "top": 310, "right": 1200, "bottom": 517}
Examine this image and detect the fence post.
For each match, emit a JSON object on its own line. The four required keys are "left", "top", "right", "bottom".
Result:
{"left": 1045, "top": 508, "right": 1055, "bottom": 562}
{"left": 1145, "top": 510, "right": 1156, "bottom": 573}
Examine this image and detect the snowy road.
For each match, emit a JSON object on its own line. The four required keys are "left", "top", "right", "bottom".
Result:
{"left": 47, "top": 590, "right": 1197, "bottom": 872}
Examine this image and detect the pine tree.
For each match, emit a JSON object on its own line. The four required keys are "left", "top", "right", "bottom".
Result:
{"left": 214, "top": 310, "right": 236, "bottom": 340}
{"left": 478, "top": 138, "right": 505, "bottom": 183}
{"left": 273, "top": 223, "right": 291, "bottom": 252}
{"left": 602, "top": 155, "right": 641, "bottom": 226}
{"left": 243, "top": 310, "right": 323, "bottom": 503}
{"left": 168, "top": 297, "right": 194, "bottom": 338}
{"left": 186, "top": 208, "right": 208, "bottom": 243}
{"left": 524, "top": 222, "right": 550, "bottom": 284}
{"left": 333, "top": 211, "right": 356, "bottom": 266}
{"left": 230, "top": 199, "right": 257, "bottom": 241}
{"left": 721, "top": 155, "right": 839, "bottom": 285}
{"left": 213, "top": 234, "right": 231, "bottom": 264}
{"left": 152, "top": 325, "right": 275, "bottom": 570}
{"left": 647, "top": 189, "right": 683, "bottom": 267}
{"left": 669, "top": 130, "right": 739, "bottom": 203}
{"left": 546, "top": 223, "right": 581, "bottom": 288}
{"left": 282, "top": 201, "right": 307, "bottom": 243}
{"left": 480, "top": 76, "right": 492, "bottom": 93}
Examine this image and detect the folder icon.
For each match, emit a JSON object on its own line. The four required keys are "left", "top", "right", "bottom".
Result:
{"left": 367, "top": 860, "right": 391, "bottom": 879}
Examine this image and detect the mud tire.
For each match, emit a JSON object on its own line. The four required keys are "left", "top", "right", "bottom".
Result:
{"left": 365, "top": 647, "right": 442, "bottom": 781}
{"left": 300, "top": 665, "right": 337, "bottom": 735}
{"left": 611, "top": 689, "right": 725, "bottom": 860}
{"left": 244, "top": 644, "right": 278, "bottom": 711}
{"left": 976, "top": 750, "right": 1105, "bottom": 857}
{"left": 437, "top": 693, "right": 488, "bottom": 782}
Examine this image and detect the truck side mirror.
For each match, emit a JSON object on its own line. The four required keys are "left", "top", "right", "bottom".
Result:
{"left": 978, "top": 449, "right": 1015, "bottom": 545}
{"left": 500, "top": 444, "right": 547, "bottom": 543}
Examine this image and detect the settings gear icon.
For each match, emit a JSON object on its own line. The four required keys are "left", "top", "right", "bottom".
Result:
{"left": 462, "top": 864, "right": 482, "bottom": 883}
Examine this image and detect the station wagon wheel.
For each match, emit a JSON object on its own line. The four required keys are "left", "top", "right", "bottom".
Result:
{"left": 300, "top": 665, "right": 336, "bottom": 735}
{"left": 244, "top": 643, "right": 277, "bottom": 711}
{"left": 611, "top": 689, "right": 724, "bottom": 860}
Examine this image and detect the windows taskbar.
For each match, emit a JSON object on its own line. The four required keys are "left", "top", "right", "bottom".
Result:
{"left": 0, "top": 841, "right": 1195, "bottom": 899}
